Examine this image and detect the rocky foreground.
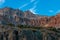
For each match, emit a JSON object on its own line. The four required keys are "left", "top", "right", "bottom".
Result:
{"left": 0, "top": 25, "right": 60, "bottom": 40}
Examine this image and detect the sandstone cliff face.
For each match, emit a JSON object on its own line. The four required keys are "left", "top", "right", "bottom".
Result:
{"left": 45, "top": 14, "right": 60, "bottom": 27}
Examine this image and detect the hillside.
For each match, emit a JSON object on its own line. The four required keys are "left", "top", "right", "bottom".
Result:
{"left": 0, "top": 25, "right": 59, "bottom": 40}
{"left": 0, "top": 7, "right": 60, "bottom": 28}
{"left": 0, "top": 7, "right": 60, "bottom": 40}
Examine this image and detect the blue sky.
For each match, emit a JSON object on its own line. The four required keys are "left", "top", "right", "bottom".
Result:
{"left": 0, "top": 0, "right": 60, "bottom": 16}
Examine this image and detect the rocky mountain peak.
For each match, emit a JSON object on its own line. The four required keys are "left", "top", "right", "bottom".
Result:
{"left": 0, "top": 7, "right": 60, "bottom": 28}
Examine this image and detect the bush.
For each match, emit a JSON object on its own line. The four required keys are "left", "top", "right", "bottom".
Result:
{"left": 7, "top": 23, "right": 15, "bottom": 27}
{"left": 48, "top": 27, "right": 57, "bottom": 32}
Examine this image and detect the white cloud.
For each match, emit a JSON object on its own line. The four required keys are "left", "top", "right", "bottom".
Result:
{"left": 29, "top": 0, "right": 39, "bottom": 14}
{"left": 30, "top": 1, "right": 38, "bottom": 10}
{"left": 56, "top": 10, "right": 60, "bottom": 13}
{"left": 31, "top": 6, "right": 36, "bottom": 9}
{"left": 19, "top": 0, "right": 38, "bottom": 14}
{"left": 0, "top": 0, "right": 5, "bottom": 5}
{"left": 19, "top": 0, "right": 37, "bottom": 9}
{"left": 19, "top": 3, "right": 29, "bottom": 9}
{"left": 49, "top": 10, "right": 60, "bottom": 15}
{"left": 29, "top": 9, "right": 36, "bottom": 14}
{"left": 34, "top": 1, "right": 39, "bottom": 5}
{"left": 31, "top": 0, "right": 35, "bottom": 2}
{"left": 29, "top": 5, "right": 37, "bottom": 14}
{"left": 49, "top": 10, "right": 54, "bottom": 13}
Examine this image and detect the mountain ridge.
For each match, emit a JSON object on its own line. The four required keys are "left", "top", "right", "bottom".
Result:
{"left": 0, "top": 7, "right": 60, "bottom": 28}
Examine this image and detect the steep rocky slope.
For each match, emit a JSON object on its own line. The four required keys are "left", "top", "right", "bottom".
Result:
{"left": 0, "top": 7, "right": 60, "bottom": 27}
{"left": 0, "top": 7, "right": 60, "bottom": 40}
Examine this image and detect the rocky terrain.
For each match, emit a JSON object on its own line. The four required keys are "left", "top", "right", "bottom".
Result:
{"left": 0, "top": 25, "right": 59, "bottom": 40}
{"left": 0, "top": 7, "right": 60, "bottom": 40}
{"left": 0, "top": 7, "right": 60, "bottom": 27}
